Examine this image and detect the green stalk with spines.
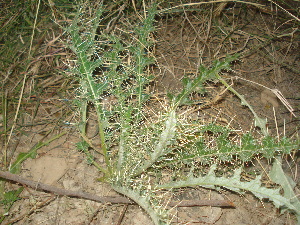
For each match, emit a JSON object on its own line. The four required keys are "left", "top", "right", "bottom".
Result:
{"left": 67, "top": 5, "right": 112, "bottom": 175}
{"left": 131, "top": 110, "right": 177, "bottom": 177}
{"left": 134, "top": 5, "right": 156, "bottom": 109}
{"left": 168, "top": 55, "right": 238, "bottom": 109}
{"left": 214, "top": 73, "right": 268, "bottom": 136}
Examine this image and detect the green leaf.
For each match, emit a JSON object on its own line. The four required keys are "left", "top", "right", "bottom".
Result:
{"left": 270, "top": 158, "right": 300, "bottom": 222}
{"left": 9, "top": 149, "right": 37, "bottom": 174}
{"left": 261, "top": 136, "right": 278, "bottom": 159}
{"left": 157, "top": 164, "right": 299, "bottom": 215}
{"left": 0, "top": 188, "right": 23, "bottom": 207}
{"left": 76, "top": 140, "right": 89, "bottom": 151}
{"left": 112, "top": 183, "right": 168, "bottom": 225}
{"left": 9, "top": 132, "right": 66, "bottom": 174}
{"left": 254, "top": 116, "right": 267, "bottom": 133}
{"left": 76, "top": 140, "right": 95, "bottom": 165}
{"left": 201, "top": 123, "right": 230, "bottom": 134}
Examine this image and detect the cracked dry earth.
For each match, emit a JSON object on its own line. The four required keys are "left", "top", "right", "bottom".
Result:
{"left": 1, "top": 2, "right": 300, "bottom": 225}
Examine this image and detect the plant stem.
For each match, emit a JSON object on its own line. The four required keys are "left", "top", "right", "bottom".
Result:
{"left": 132, "top": 110, "right": 176, "bottom": 177}
{"left": 215, "top": 74, "right": 268, "bottom": 136}
{"left": 95, "top": 104, "right": 112, "bottom": 174}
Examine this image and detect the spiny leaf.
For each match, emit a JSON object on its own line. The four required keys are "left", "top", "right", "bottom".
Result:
{"left": 254, "top": 116, "right": 268, "bottom": 134}
{"left": 270, "top": 158, "right": 300, "bottom": 222}
{"left": 156, "top": 164, "right": 298, "bottom": 214}
{"left": 112, "top": 184, "right": 169, "bottom": 225}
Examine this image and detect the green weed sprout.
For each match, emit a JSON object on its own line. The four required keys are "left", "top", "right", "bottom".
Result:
{"left": 66, "top": 3, "right": 300, "bottom": 224}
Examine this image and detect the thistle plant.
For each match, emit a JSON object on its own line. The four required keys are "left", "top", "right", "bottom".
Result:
{"left": 66, "top": 3, "right": 300, "bottom": 224}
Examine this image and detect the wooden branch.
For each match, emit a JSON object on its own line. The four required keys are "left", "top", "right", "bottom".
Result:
{"left": 0, "top": 170, "right": 234, "bottom": 207}
{"left": 0, "top": 170, "right": 133, "bottom": 204}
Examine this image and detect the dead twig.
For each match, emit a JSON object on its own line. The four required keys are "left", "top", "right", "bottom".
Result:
{"left": 115, "top": 204, "right": 128, "bottom": 225}
{"left": 0, "top": 170, "right": 234, "bottom": 207}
